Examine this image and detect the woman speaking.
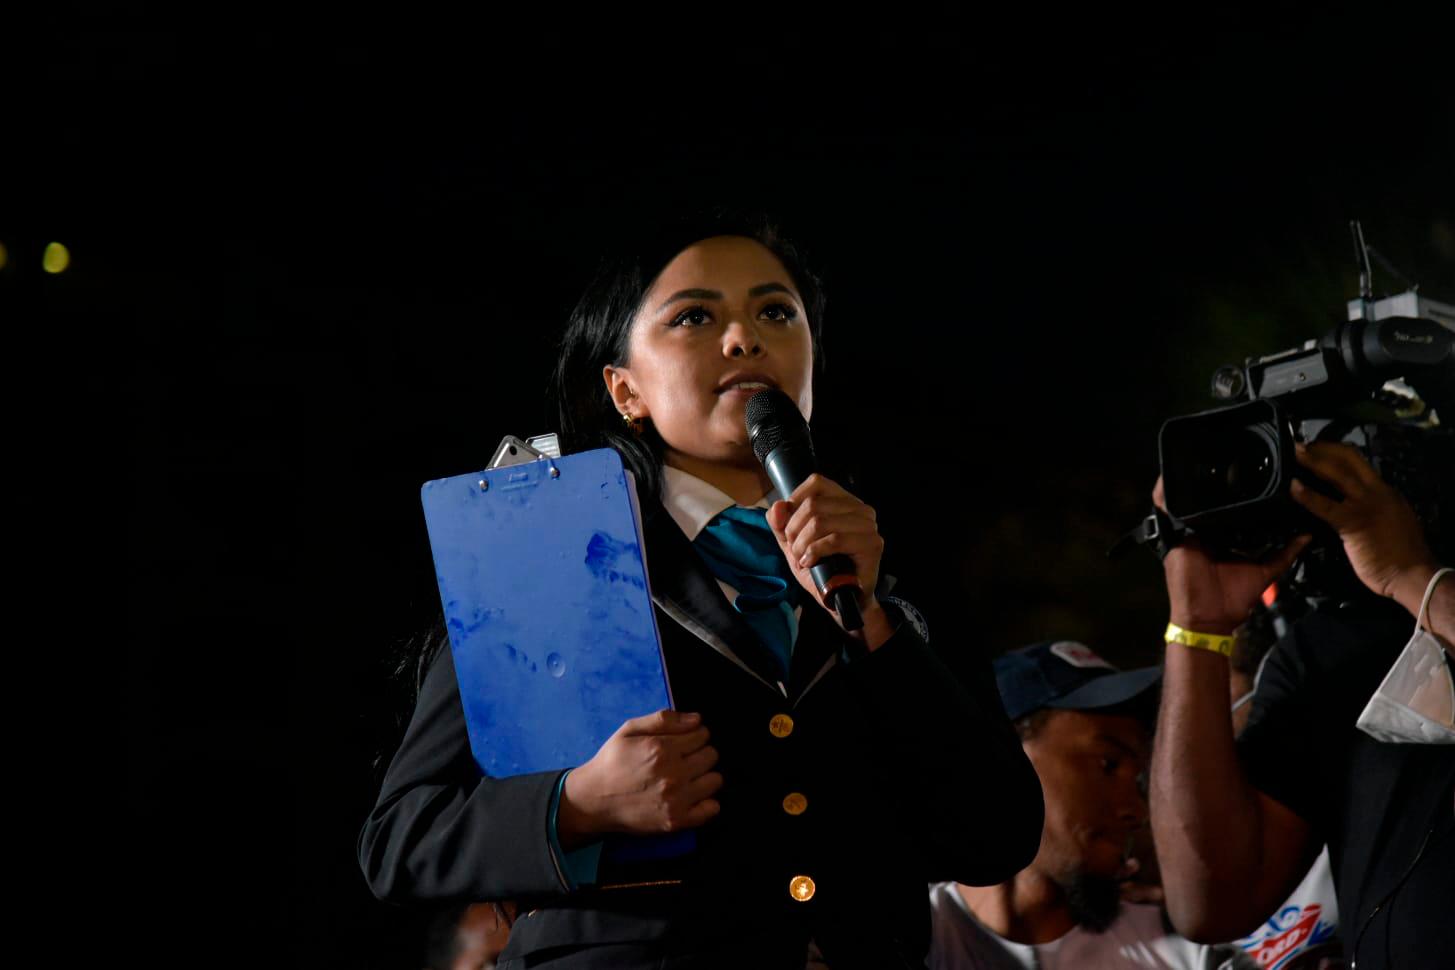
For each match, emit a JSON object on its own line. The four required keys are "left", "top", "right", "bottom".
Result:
{"left": 358, "top": 211, "right": 1044, "bottom": 969}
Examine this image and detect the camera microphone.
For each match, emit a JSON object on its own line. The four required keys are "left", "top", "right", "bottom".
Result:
{"left": 744, "top": 389, "right": 864, "bottom": 632}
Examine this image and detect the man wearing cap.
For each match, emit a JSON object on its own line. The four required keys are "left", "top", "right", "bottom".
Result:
{"left": 928, "top": 640, "right": 1244, "bottom": 970}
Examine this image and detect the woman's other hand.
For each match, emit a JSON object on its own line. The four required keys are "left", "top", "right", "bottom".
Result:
{"left": 766, "top": 473, "right": 894, "bottom": 648}
{"left": 556, "top": 710, "right": 721, "bottom": 847}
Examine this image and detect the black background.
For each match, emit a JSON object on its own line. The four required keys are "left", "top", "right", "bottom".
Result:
{"left": 32, "top": 9, "right": 1454, "bottom": 966}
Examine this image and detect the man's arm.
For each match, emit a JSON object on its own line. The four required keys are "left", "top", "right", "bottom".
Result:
{"left": 1140, "top": 474, "right": 1326, "bottom": 942}
{"left": 1153, "top": 630, "right": 1319, "bottom": 941}
{"left": 1148, "top": 503, "right": 1319, "bottom": 942}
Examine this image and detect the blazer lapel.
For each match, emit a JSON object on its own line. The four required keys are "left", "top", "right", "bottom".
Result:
{"left": 788, "top": 600, "right": 842, "bottom": 704}
{"left": 641, "top": 503, "right": 788, "bottom": 695}
{"left": 789, "top": 573, "right": 904, "bottom": 704}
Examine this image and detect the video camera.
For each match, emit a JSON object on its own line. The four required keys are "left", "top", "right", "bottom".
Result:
{"left": 1145, "top": 224, "right": 1454, "bottom": 564}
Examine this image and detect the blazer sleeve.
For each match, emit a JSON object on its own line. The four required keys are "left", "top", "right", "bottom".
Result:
{"left": 840, "top": 609, "right": 1045, "bottom": 887}
{"left": 357, "top": 644, "right": 572, "bottom": 903}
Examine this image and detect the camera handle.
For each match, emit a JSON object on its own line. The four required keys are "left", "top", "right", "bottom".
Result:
{"left": 1107, "top": 506, "right": 1195, "bottom": 562}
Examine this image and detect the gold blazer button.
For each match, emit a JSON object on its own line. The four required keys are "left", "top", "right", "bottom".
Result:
{"left": 789, "top": 875, "right": 816, "bottom": 901}
{"left": 769, "top": 713, "right": 795, "bottom": 738}
{"left": 782, "top": 792, "right": 808, "bottom": 816}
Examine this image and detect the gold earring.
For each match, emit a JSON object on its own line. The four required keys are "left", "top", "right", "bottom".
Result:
{"left": 621, "top": 412, "right": 644, "bottom": 435}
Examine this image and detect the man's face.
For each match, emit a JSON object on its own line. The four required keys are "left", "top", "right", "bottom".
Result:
{"left": 1022, "top": 709, "right": 1150, "bottom": 885}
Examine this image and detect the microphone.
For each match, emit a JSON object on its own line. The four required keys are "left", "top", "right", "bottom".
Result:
{"left": 744, "top": 389, "right": 864, "bottom": 632}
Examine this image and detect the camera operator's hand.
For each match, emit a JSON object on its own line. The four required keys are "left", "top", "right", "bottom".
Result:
{"left": 1290, "top": 442, "right": 1442, "bottom": 618}
{"left": 1153, "top": 477, "right": 1310, "bottom": 635}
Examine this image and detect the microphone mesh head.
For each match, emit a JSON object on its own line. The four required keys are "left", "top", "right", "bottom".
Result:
{"left": 744, "top": 388, "right": 810, "bottom": 464}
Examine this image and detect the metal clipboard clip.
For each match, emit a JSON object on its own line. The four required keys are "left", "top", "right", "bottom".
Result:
{"left": 488, "top": 433, "right": 563, "bottom": 476}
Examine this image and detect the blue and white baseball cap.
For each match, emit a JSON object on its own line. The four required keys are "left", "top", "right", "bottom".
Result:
{"left": 994, "top": 640, "right": 1162, "bottom": 722}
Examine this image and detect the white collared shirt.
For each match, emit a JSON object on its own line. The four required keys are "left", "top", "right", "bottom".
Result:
{"left": 659, "top": 465, "right": 802, "bottom": 635}
{"left": 660, "top": 465, "right": 776, "bottom": 541}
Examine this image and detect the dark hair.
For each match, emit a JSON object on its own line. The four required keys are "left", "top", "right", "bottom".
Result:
{"left": 1013, "top": 708, "right": 1056, "bottom": 742}
{"left": 370, "top": 617, "right": 451, "bottom": 779}
{"left": 549, "top": 209, "right": 826, "bottom": 507}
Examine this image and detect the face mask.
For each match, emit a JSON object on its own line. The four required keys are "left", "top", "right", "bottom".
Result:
{"left": 1356, "top": 567, "right": 1455, "bottom": 745}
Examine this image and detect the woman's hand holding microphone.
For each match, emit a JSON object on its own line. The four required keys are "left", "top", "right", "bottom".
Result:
{"left": 766, "top": 473, "right": 895, "bottom": 651}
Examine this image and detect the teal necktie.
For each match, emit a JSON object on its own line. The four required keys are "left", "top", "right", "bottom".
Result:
{"left": 691, "top": 506, "right": 806, "bottom": 680}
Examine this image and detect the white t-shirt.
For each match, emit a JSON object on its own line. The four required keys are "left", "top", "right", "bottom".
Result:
{"left": 927, "top": 882, "right": 1229, "bottom": 970}
{"left": 1229, "top": 847, "right": 1340, "bottom": 968}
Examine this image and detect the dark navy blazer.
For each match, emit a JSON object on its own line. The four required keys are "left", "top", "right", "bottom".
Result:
{"left": 359, "top": 501, "right": 1044, "bottom": 969}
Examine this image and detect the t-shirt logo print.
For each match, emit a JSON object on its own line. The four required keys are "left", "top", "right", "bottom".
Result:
{"left": 1237, "top": 903, "right": 1337, "bottom": 969}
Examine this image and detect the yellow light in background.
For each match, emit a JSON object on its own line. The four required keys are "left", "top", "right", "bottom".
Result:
{"left": 43, "top": 242, "right": 71, "bottom": 274}
{"left": 0, "top": 241, "right": 7, "bottom": 270}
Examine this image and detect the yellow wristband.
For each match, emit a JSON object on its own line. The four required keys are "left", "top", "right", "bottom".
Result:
{"left": 1164, "top": 622, "right": 1235, "bottom": 657}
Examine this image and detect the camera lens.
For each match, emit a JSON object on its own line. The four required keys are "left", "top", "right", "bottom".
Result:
{"left": 1198, "top": 427, "right": 1279, "bottom": 505}
{"left": 1160, "top": 399, "right": 1291, "bottom": 523}
{"left": 1222, "top": 435, "right": 1275, "bottom": 498}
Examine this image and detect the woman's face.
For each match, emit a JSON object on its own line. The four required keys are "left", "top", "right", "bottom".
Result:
{"left": 605, "top": 235, "right": 814, "bottom": 469}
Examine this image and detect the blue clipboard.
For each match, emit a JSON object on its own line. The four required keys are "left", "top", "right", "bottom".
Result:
{"left": 421, "top": 448, "right": 692, "bottom": 863}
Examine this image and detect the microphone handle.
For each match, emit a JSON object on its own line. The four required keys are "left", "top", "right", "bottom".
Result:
{"left": 828, "top": 586, "right": 864, "bottom": 634}
{"left": 763, "top": 442, "right": 865, "bottom": 632}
